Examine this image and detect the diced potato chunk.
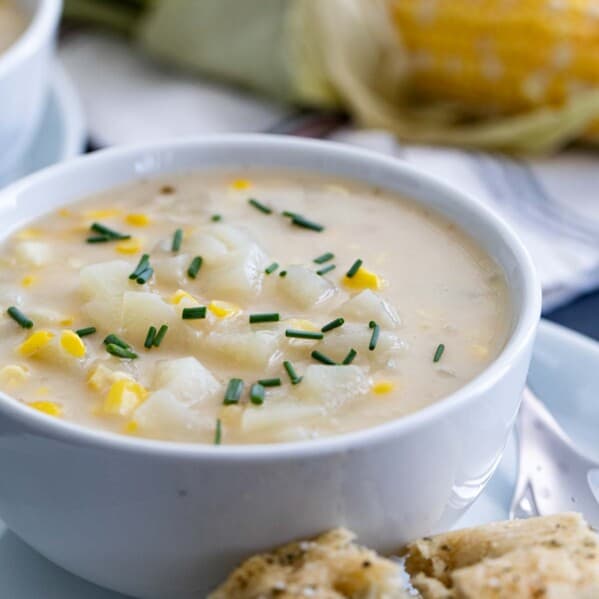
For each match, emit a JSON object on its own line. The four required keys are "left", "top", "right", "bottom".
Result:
{"left": 80, "top": 260, "right": 135, "bottom": 329}
{"left": 121, "top": 291, "right": 177, "bottom": 345}
{"left": 153, "top": 254, "right": 189, "bottom": 287}
{"left": 296, "top": 365, "right": 369, "bottom": 409}
{"left": 152, "top": 357, "right": 220, "bottom": 407}
{"left": 204, "top": 244, "right": 269, "bottom": 301}
{"left": 15, "top": 241, "right": 51, "bottom": 267}
{"left": 317, "top": 324, "right": 406, "bottom": 368}
{"left": 339, "top": 290, "right": 400, "bottom": 328}
{"left": 278, "top": 265, "right": 335, "bottom": 309}
{"left": 134, "top": 390, "right": 210, "bottom": 441}
{"left": 205, "top": 330, "right": 280, "bottom": 370}
{"left": 185, "top": 232, "right": 228, "bottom": 262}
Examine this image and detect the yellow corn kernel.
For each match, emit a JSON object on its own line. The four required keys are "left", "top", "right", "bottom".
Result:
{"left": 59, "top": 316, "right": 74, "bottom": 326}
{"left": 208, "top": 300, "right": 241, "bottom": 318}
{"left": 169, "top": 289, "right": 195, "bottom": 305}
{"left": 0, "top": 364, "right": 29, "bottom": 387}
{"left": 115, "top": 237, "right": 142, "bottom": 254}
{"left": 84, "top": 208, "right": 121, "bottom": 220}
{"left": 372, "top": 380, "right": 395, "bottom": 395}
{"left": 16, "top": 228, "right": 42, "bottom": 240}
{"left": 18, "top": 330, "right": 54, "bottom": 357}
{"left": 20, "top": 274, "right": 36, "bottom": 288}
{"left": 287, "top": 318, "right": 319, "bottom": 332}
{"left": 343, "top": 266, "right": 383, "bottom": 291}
{"left": 123, "top": 420, "right": 139, "bottom": 435}
{"left": 103, "top": 379, "right": 148, "bottom": 416}
{"left": 57, "top": 208, "right": 72, "bottom": 217}
{"left": 87, "top": 364, "right": 132, "bottom": 393}
{"left": 471, "top": 344, "right": 490, "bottom": 359}
{"left": 28, "top": 400, "right": 61, "bottom": 417}
{"left": 230, "top": 178, "right": 251, "bottom": 191}
{"left": 125, "top": 213, "right": 151, "bottom": 227}
{"left": 60, "top": 330, "right": 86, "bottom": 358}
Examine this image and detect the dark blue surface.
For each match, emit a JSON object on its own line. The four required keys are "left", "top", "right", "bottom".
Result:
{"left": 546, "top": 290, "right": 599, "bottom": 341}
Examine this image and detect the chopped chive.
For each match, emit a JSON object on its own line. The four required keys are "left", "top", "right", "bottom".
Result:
{"left": 316, "top": 264, "right": 336, "bottom": 276}
{"left": 224, "top": 378, "right": 244, "bottom": 405}
{"left": 7, "top": 306, "right": 33, "bottom": 329}
{"left": 433, "top": 343, "right": 445, "bottom": 363}
{"left": 214, "top": 418, "right": 222, "bottom": 445}
{"left": 103, "top": 334, "right": 130, "bottom": 349}
{"left": 144, "top": 326, "right": 157, "bottom": 349}
{"left": 187, "top": 256, "right": 203, "bottom": 279}
{"left": 279, "top": 270, "right": 287, "bottom": 277}
{"left": 129, "top": 253, "right": 150, "bottom": 280}
{"left": 346, "top": 259, "right": 363, "bottom": 278}
{"left": 135, "top": 266, "right": 154, "bottom": 285}
{"left": 342, "top": 348, "right": 357, "bottom": 365}
{"left": 291, "top": 214, "right": 325, "bottom": 232}
{"left": 211, "top": 214, "right": 222, "bottom": 222}
{"left": 282, "top": 210, "right": 296, "bottom": 218}
{"left": 321, "top": 317, "right": 344, "bottom": 333}
{"left": 153, "top": 324, "right": 169, "bottom": 347}
{"left": 182, "top": 306, "right": 207, "bottom": 320}
{"left": 106, "top": 343, "right": 138, "bottom": 359}
{"left": 86, "top": 235, "right": 111, "bottom": 243}
{"left": 264, "top": 262, "right": 279, "bottom": 275}
{"left": 248, "top": 198, "right": 272, "bottom": 214}
{"left": 314, "top": 252, "right": 335, "bottom": 264}
{"left": 90, "top": 222, "right": 130, "bottom": 240}
{"left": 257, "top": 377, "right": 282, "bottom": 387}
{"left": 283, "top": 361, "right": 302, "bottom": 385}
{"left": 250, "top": 383, "right": 265, "bottom": 405}
{"left": 249, "top": 312, "right": 279, "bottom": 324}
{"left": 285, "top": 329, "right": 324, "bottom": 340}
{"left": 311, "top": 350, "right": 337, "bottom": 365}
{"left": 76, "top": 326, "right": 96, "bottom": 338}
{"left": 368, "top": 321, "right": 380, "bottom": 351}
{"left": 171, "top": 229, "right": 183, "bottom": 252}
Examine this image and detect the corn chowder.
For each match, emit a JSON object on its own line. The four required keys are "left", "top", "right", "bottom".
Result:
{"left": 0, "top": 172, "right": 511, "bottom": 444}
{"left": 0, "top": 0, "right": 26, "bottom": 55}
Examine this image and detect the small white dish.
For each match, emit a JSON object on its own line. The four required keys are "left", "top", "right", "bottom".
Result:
{"left": 0, "top": 136, "right": 539, "bottom": 597}
{"left": 0, "top": 62, "right": 85, "bottom": 188}
{"left": 0, "top": 0, "right": 62, "bottom": 172}
{"left": 0, "top": 319, "right": 590, "bottom": 598}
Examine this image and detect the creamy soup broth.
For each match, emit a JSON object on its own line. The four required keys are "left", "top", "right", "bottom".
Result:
{"left": 0, "top": 0, "right": 26, "bottom": 55}
{"left": 0, "top": 172, "right": 511, "bottom": 444}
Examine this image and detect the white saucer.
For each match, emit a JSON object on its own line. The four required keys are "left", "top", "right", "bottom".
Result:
{"left": 0, "top": 320, "right": 597, "bottom": 597}
{"left": 0, "top": 63, "right": 85, "bottom": 188}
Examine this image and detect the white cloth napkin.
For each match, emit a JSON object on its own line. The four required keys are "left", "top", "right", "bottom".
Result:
{"left": 60, "top": 33, "right": 599, "bottom": 312}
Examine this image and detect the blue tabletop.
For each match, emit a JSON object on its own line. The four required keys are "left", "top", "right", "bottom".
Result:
{"left": 546, "top": 290, "right": 599, "bottom": 341}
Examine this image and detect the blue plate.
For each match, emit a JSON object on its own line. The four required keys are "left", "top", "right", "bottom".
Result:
{"left": 0, "top": 63, "right": 85, "bottom": 188}
{"left": 0, "top": 320, "right": 597, "bottom": 596}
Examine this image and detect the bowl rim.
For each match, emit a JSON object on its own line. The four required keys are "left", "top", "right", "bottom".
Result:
{"left": 0, "top": 134, "right": 542, "bottom": 460}
{"left": 0, "top": 0, "right": 61, "bottom": 79}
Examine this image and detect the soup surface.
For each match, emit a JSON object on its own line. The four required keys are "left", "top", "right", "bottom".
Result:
{"left": 0, "top": 0, "right": 26, "bottom": 55}
{"left": 0, "top": 172, "right": 511, "bottom": 444}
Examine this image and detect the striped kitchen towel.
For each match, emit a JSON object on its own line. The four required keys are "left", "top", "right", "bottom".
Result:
{"left": 60, "top": 33, "right": 599, "bottom": 312}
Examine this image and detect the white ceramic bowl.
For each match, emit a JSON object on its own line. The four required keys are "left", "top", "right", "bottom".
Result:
{"left": 0, "top": 0, "right": 61, "bottom": 176}
{"left": 0, "top": 136, "right": 541, "bottom": 598}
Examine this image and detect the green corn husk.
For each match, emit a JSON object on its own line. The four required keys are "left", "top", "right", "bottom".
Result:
{"left": 63, "top": 0, "right": 599, "bottom": 154}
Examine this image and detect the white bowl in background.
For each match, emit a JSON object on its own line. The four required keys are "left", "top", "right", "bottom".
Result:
{"left": 0, "top": 136, "right": 541, "bottom": 598}
{"left": 0, "top": 0, "right": 62, "bottom": 176}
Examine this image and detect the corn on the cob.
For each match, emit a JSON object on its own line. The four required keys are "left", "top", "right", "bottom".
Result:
{"left": 390, "top": 0, "right": 599, "bottom": 127}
